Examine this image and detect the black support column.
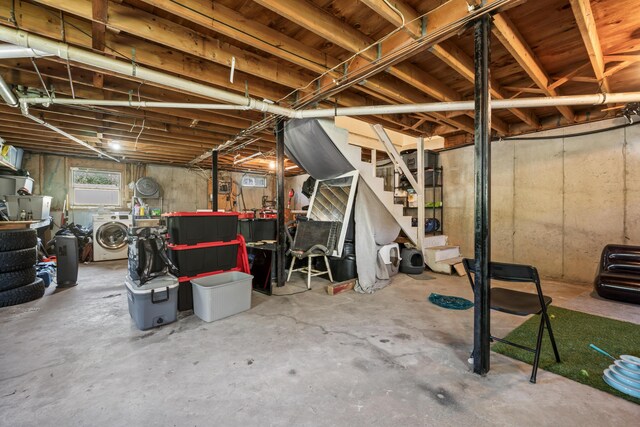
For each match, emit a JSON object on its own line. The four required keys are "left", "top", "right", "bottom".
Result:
{"left": 211, "top": 150, "right": 218, "bottom": 211}
{"left": 275, "top": 119, "right": 286, "bottom": 287}
{"left": 473, "top": 14, "right": 492, "bottom": 376}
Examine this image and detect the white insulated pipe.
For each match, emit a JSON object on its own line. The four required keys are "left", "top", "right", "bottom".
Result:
{"left": 0, "top": 43, "right": 51, "bottom": 59}
{"left": 3, "top": 27, "right": 640, "bottom": 121}
{"left": 0, "top": 74, "right": 18, "bottom": 107}
{"left": 0, "top": 27, "right": 296, "bottom": 118}
{"left": 296, "top": 92, "right": 640, "bottom": 118}
{"left": 19, "top": 103, "right": 120, "bottom": 162}
{"left": 20, "top": 98, "right": 253, "bottom": 111}
{"left": 19, "top": 93, "right": 640, "bottom": 118}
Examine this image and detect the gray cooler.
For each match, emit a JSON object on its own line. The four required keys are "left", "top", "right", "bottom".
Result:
{"left": 125, "top": 274, "right": 179, "bottom": 330}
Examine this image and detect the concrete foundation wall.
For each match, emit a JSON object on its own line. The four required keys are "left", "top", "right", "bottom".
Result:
{"left": 20, "top": 153, "right": 208, "bottom": 228}
{"left": 440, "top": 118, "right": 640, "bottom": 283}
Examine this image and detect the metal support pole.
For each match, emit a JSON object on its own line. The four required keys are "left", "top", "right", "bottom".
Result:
{"left": 211, "top": 150, "right": 218, "bottom": 211}
{"left": 275, "top": 119, "right": 286, "bottom": 287}
{"left": 473, "top": 14, "right": 492, "bottom": 376}
{"left": 416, "top": 137, "right": 425, "bottom": 250}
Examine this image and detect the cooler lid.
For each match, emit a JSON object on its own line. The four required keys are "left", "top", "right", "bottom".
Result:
{"left": 125, "top": 274, "right": 179, "bottom": 294}
{"left": 162, "top": 211, "right": 239, "bottom": 217}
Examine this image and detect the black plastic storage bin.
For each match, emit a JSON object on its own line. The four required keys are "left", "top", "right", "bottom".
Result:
{"left": 168, "top": 241, "right": 239, "bottom": 278}
{"left": 237, "top": 218, "right": 277, "bottom": 243}
{"left": 253, "top": 218, "right": 276, "bottom": 241}
{"left": 177, "top": 280, "right": 194, "bottom": 311}
{"left": 328, "top": 255, "right": 357, "bottom": 282}
{"left": 238, "top": 219, "right": 253, "bottom": 243}
{"left": 165, "top": 212, "right": 239, "bottom": 245}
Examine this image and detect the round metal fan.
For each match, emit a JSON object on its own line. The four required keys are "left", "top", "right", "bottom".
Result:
{"left": 134, "top": 176, "right": 161, "bottom": 198}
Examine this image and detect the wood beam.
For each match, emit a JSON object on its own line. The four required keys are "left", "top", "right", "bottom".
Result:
{"left": 2, "top": 2, "right": 424, "bottom": 138}
{"left": 548, "top": 62, "right": 592, "bottom": 91}
{"left": 492, "top": 12, "right": 575, "bottom": 122}
{"left": 359, "top": 0, "right": 538, "bottom": 128}
{"left": 91, "top": 0, "right": 107, "bottom": 88}
{"left": 32, "top": 0, "right": 315, "bottom": 92}
{"left": 1, "top": 1, "right": 291, "bottom": 103}
{"left": 254, "top": 0, "right": 511, "bottom": 135}
{"left": 569, "top": 0, "right": 611, "bottom": 92}
{"left": 136, "top": 0, "right": 442, "bottom": 135}
{"left": 431, "top": 41, "right": 539, "bottom": 128}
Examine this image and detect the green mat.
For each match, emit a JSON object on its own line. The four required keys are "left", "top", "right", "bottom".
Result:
{"left": 492, "top": 306, "right": 640, "bottom": 405}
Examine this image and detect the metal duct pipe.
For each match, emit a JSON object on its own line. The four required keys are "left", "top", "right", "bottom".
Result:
{"left": 20, "top": 104, "right": 120, "bottom": 162}
{"left": 20, "top": 92, "right": 640, "bottom": 118}
{"left": 296, "top": 92, "right": 640, "bottom": 118}
{"left": 21, "top": 98, "right": 252, "bottom": 111}
{"left": 0, "top": 27, "right": 295, "bottom": 118}
{"left": 0, "top": 44, "right": 51, "bottom": 59}
{"left": 0, "top": 74, "right": 18, "bottom": 107}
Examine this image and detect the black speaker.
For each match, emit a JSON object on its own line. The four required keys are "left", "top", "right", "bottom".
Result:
{"left": 56, "top": 235, "right": 78, "bottom": 287}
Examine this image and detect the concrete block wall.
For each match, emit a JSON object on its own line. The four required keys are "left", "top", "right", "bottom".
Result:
{"left": 440, "top": 117, "right": 640, "bottom": 283}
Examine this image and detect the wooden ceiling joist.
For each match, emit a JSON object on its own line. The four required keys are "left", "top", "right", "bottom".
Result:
{"left": 568, "top": 0, "right": 611, "bottom": 93}
{"left": 492, "top": 13, "right": 575, "bottom": 123}
{"left": 32, "top": 0, "right": 315, "bottom": 92}
{"left": 0, "top": 0, "right": 638, "bottom": 167}
{"left": 359, "top": 0, "right": 539, "bottom": 129}
{"left": 253, "top": 0, "right": 511, "bottom": 135}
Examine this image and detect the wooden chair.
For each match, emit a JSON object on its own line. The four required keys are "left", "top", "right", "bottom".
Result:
{"left": 285, "top": 220, "right": 338, "bottom": 289}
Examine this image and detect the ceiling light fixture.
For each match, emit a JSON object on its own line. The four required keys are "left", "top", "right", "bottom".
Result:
{"left": 109, "top": 140, "right": 122, "bottom": 150}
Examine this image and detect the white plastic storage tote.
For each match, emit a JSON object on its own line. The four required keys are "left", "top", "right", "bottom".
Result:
{"left": 191, "top": 271, "right": 253, "bottom": 322}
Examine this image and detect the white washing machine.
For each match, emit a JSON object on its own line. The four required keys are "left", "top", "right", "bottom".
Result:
{"left": 92, "top": 212, "right": 132, "bottom": 261}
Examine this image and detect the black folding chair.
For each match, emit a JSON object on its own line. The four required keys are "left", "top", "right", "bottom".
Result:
{"left": 462, "top": 259, "right": 561, "bottom": 383}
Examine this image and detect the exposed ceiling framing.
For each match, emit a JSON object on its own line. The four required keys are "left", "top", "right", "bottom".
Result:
{"left": 0, "top": 0, "right": 637, "bottom": 170}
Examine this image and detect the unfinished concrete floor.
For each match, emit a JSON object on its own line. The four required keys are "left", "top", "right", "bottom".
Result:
{"left": 1, "top": 261, "right": 638, "bottom": 426}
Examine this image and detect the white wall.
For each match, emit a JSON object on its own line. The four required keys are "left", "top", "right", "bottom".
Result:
{"left": 440, "top": 117, "right": 640, "bottom": 283}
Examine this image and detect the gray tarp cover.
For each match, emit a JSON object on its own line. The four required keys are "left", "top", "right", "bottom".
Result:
{"left": 284, "top": 119, "right": 354, "bottom": 180}
{"left": 353, "top": 180, "right": 401, "bottom": 293}
{"left": 284, "top": 119, "right": 400, "bottom": 293}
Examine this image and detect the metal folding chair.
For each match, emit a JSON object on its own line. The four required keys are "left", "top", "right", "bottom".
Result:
{"left": 285, "top": 220, "right": 338, "bottom": 289}
{"left": 462, "top": 259, "right": 561, "bottom": 383}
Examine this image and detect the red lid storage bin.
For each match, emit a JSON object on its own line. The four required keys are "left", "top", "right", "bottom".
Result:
{"left": 164, "top": 212, "right": 239, "bottom": 245}
{"left": 167, "top": 241, "right": 239, "bottom": 278}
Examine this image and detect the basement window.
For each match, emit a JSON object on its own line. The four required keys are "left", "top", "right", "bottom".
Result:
{"left": 241, "top": 175, "right": 267, "bottom": 188}
{"left": 70, "top": 168, "right": 122, "bottom": 207}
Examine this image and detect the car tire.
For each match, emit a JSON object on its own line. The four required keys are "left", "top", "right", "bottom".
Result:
{"left": 0, "top": 229, "right": 37, "bottom": 252}
{"left": 0, "top": 278, "right": 45, "bottom": 308}
{"left": 0, "top": 267, "right": 37, "bottom": 292}
{"left": 0, "top": 248, "right": 38, "bottom": 272}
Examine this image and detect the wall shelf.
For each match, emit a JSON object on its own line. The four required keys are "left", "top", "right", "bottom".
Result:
{"left": 0, "top": 157, "right": 17, "bottom": 172}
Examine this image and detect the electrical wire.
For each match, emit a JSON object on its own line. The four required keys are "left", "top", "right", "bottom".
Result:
{"left": 383, "top": 0, "right": 405, "bottom": 27}
{"left": 271, "top": 288, "right": 310, "bottom": 297}
{"left": 502, "top": 120, "right": 640, "bottom": 141}
{"left": 30, "top": 57, "right": 51, "bottom": 99}
{"left": 438, "top": 118, "right": 640, "bottom": 152}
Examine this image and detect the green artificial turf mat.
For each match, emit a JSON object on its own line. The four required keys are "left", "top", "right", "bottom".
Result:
{"left": 492, "top": 306, "right": 640, "bottom": 405}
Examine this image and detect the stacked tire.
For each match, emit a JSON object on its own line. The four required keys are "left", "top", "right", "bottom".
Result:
{"left": 0, "top": 229, "right": 45, "bottom": 308}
